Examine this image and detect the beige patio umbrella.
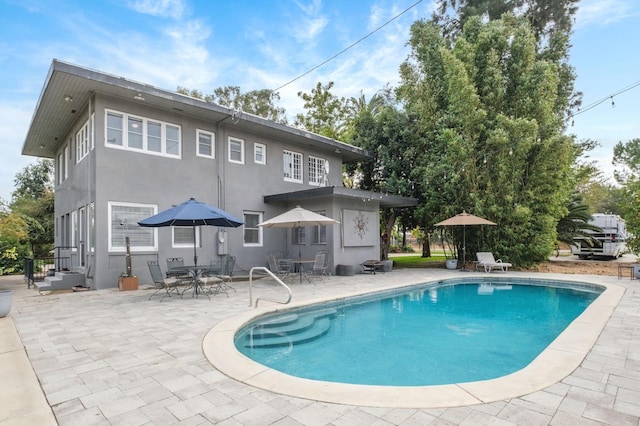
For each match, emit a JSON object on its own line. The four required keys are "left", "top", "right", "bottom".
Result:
{"left": 434, "top": 211, "right": 496, "bottom": 271}
{"left": 259, "top": 206, "right": 339, "bottom": 280}
{"left": 258, "top": 206, "right": 340, "bottom": 229}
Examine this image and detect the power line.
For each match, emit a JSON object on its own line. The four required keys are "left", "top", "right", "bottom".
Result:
{"left": 571, "top": 79, "right": 640, "bottom": 118}
{"left": 273, "top": 0, "right": 423, "bottom": 93}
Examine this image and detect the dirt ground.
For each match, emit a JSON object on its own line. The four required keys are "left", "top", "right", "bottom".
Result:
{"left": 524, "top": 255, "right": 638, "bottom": 277}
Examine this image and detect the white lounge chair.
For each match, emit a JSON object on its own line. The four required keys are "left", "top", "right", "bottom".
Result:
{"left": 476, "top": 252, "right": 512, "bottom": 272}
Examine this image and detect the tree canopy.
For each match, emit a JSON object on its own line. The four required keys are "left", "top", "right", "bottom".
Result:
{"left": 177, "top": 85, "right": 288, "bottom": 124}
{"left": 396, "top": 14, "right": 577, "bottom": 266}
{"left": 613, "top": 138, "right": 640, "bottom": 255}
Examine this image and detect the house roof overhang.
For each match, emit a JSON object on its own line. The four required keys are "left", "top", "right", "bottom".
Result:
{"left": 264, "top": 186, "right": 418, "bottom": 209}
{"left": 22, "top": 60, "right": 370, "bottom": 163}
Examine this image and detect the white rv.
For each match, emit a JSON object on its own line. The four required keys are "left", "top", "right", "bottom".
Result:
{"left": 571, "top": 213, "right": 627, "bottom": 259}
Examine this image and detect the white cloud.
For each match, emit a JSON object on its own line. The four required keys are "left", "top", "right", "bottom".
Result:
{"left": 294, "top": 0, "right": 323, "bottom": 16}
{"left": 127, "top": 0, "right": 187, "bottom": 20}
{"left": 575, "top": 0, "right": 633, "bottom": 29}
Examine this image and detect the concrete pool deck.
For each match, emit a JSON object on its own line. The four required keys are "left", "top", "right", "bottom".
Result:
{"left": 1, "top": 269, "right": 639, "bottom": 425}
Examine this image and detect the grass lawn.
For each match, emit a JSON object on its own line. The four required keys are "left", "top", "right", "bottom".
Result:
{"left": 390, "top": 254, "right": 446, "bottom": 268}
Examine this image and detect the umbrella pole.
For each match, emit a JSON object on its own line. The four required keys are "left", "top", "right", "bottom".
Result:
{"left": 462, "top": 225, "right": 466, "bottom": 271}
{"left": 193, "top": 225, "right": 198, "bottom": 266}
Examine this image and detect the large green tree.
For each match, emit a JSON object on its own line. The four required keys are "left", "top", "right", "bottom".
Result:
{"left": 613, "top": 138, "right": 640, "bottom": 255}
{"left": 10, "top": 160, "right": 55, "bottom": 257}
{"left": 294, "top": 82, "right": 349, "bottom": 140}
{"left": 433, "top": 0, "right": 578, "bottom": 41}
{"left": 349, "top": 103, "right": 417, "bottom": 259}
{"left": 177, "top": 85, "right": 288, "bottom": 124}
{"left": 398, "top": 15, "right": 577, "bottom": 266}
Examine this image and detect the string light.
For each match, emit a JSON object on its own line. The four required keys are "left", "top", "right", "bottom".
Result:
{"left": 273, "top": 0, "right": 423, "bottom": 92}
{"left": 571, "top": 79, "right": 640, "bottom": 118}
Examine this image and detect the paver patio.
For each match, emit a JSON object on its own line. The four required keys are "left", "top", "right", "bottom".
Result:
{"left": 1, "top": 268, "right": 638, "bottom": 425}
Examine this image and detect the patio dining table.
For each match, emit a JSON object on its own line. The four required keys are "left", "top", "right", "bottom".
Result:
{"left": 284, "top": 259, "right": 316, "bottom": 283}
{"left": 169, "top": 265, "right": 211, "bottom": 298}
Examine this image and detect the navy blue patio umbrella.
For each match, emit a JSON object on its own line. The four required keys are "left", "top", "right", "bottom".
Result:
{"left": 138, "top": 198, "right": 243, "bottom": 266}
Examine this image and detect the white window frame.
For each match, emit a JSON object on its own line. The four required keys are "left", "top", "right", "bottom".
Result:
{"left": 254, "top": 143, "right": 266, "bottom": 165}
{"left": 308, "top": 156, "right": 328, "bottom": 186}
{"left": 292, "top": 226, "right": 306, "bottom": 245}
{"left": 57, "top": 151, "right": 64, "bottom": 184}
{"left": 311, "top": 211, "right": 328, "bottom": 244}
{"left": 243, "top": 211, "right": 263, "bottom": 247}
{"left": 172, "top": 226, "right": 201, "bottom": 248}
{"left": 71, "top": 210, "right": 78, "bottom": 252}
{"left": 196, "top": 129, "right": 215, "bottom": 159}
{"left": 283, "top": 150, "right": 303, "bottom": 183}
{"left": 89, "top": 202, "right": 95, "bottom": 253}
{"left": 228, "top": 136, "right": 245, "bottom": 164}
{"left": 90, "top": 113, "right": 95, "bottom": 150}
{"left": 104, "top": 109, "right": 181, "bottom": 158}
{"left": 76, "top": 119, "right": 90, "bottom": 163}
{"left": 108, "top": 201, "right": 158, "bottom": 252}
{"left": 64, "top": 144, "right": 70, "bottom": 180}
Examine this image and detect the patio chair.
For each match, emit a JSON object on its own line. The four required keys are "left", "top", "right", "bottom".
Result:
{"left": 317, "top": 250, "right": 331, "bottom": 276}
{"left": 166, "top": 257, "right": 186, "bottom": 279}
{"left": 147, "top": 260, "right": 188, "bottom": 301}
{"left": 202, "top": 259, "right": 224, "bottom": 295}
{"left": 476, "top": 252, "right": 512, "bottom": 273}
{"left": 267, "top": 254, "right": 291, "bottom": 281}
{"left": 218, "top": 256, "right": 236, "bottom": 293}
{"left": 305, "top": 252, "right": 327, "bottom": 281}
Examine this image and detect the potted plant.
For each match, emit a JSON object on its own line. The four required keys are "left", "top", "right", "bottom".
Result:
{"left": 118, "top": 272, "right": 138, "bottom": 291}
{"left": 118, "top": 236, "right": 138, "bottom": 290}
{"left": 0, "top": 289, "right": 13, "bottom": 318}
{"left": 441, "top": 228, "right": 458, "bottom": 269}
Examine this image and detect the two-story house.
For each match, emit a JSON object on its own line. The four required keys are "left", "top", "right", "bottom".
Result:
{"left": 21, "top": 60, "right": 415, "bottom": 289}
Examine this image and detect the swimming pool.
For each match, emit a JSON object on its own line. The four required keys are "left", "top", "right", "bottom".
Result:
{"left": 234, "top": 280, "right": 601, "bottom": 386}
{"left": 203, "top": 274, "right": 624, "bottom": 408}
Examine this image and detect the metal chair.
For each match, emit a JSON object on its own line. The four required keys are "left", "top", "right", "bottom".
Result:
{"left": 166, "top": 257, "right": 186, "bottom": 278}
{"left": 306, "top": 252, "right": 327, "bottom": 281}
{"left": 203, "top": 258, "right": 229, "bottom": 297}
{"left": 147, "top": 260, "right": 187, "bottom": 301}
{"left": 317, "top": 250, "right": 330, "bottom": 276}
{"left": 267, "top": 254, "right": 291, "bottom": 281}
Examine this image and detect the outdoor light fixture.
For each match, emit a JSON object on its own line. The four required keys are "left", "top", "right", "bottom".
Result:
{"left": 64, "top": 95, "right": 73, "bottom": 102}
{"left": 134, "top": 93, "right": 145, "bottom": 101}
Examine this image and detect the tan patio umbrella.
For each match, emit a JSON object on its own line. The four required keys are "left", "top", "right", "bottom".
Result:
{"left": 434, "top": 211, "right": 496, "bottom": 271}
{"left": 259, "top": 206, "right": 339, "bottom": 279}
{"left": 258, "top": 206, "right": 340, "bottom": 229}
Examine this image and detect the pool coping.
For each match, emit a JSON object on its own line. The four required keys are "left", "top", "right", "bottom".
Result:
{"left": 202, "top": 274, "right": 625, "bottom": 409}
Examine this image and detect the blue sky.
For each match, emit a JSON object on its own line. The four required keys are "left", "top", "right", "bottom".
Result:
{"left": 1, "top": 0, "right": 639, "bottom": 203}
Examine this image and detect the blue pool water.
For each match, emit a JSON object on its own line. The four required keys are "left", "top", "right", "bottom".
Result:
{"left": 235, "top": 279, "right": 602, "bottom": 386}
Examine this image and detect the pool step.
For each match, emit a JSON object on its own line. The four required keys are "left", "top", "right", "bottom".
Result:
{"left": 241, "top": 308, "right": 337, "bottom": 348}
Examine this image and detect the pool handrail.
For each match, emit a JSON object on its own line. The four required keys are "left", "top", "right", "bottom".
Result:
{"left": 249, "top": 266, "right": 292, "bottom": 307}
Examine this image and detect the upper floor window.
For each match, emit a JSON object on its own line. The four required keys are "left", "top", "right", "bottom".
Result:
{"left": 57, "top": 151, "right": 64, "bottom": 184}
{"left": 308, "top": 156, "right": 328, "bottom": 186}
{"left": 76, "top": 119, "right": 90, "bottom": 163}
{"left": 228, "top": 137, "right": 245, "bottom": 164}
{"left": 283, "top": 150, "right": 303, "bottom": 183}
{"left": 108, "top": 201, "right": 157, "bottom": 252}
{"left": 243, "top": 211, "right": 262, "bottom": 246}
{"left": 197, "top": 129, "right": 215, "bottom": 158}
{"left": 105, "top": 109, "right": 181, "bottom": 158}
{"left": 254, "top": 143, "right": 266, "bottom": 165}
